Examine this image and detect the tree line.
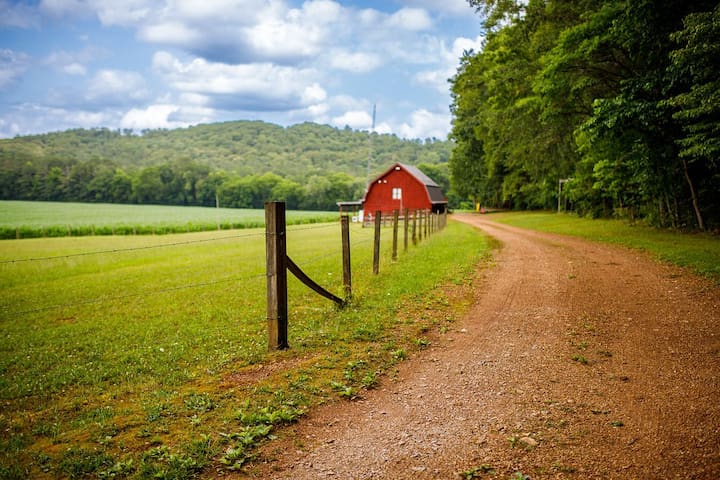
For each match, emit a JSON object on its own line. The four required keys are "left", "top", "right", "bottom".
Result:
{"left": 0, "top": 121, "right": 453, "bottom": 211}
{"left": 450, "top": 0, "right": 719, "bottom": 230}
{"left": 0, "top": 156, "right": 368, "bottom": 211}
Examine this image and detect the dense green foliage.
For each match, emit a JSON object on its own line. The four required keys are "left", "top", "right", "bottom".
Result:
{"left": 451, "top": 1, "right": 720, "bottom": 230}
{"left": 0, "top": 121, "right": 453, "bottom": 211}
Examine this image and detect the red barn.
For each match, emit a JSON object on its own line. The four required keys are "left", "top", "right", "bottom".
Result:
{"left": 357, "top": 163, "right": 447, "bottom": 218}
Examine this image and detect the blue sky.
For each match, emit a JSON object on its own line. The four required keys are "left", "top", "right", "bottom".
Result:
{"left": 0, "top": 0, "right": 484, "bottom": 140}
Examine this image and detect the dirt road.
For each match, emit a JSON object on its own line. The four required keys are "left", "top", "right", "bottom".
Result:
{"left": 250, "top": 214, "right": 720, "bottom": 479}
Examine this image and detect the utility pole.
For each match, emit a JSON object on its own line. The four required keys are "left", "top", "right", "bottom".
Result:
{"left": 366, "top": 103, "right": 376, "bottom": 188}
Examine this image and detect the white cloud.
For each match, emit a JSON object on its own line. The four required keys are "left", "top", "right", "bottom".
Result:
{"left": 386, "top": 7, "right": 433, "bottom": 31}
{"left": 397, "top": 108, "right": 450, "bottom": 140}
{"left": 403, "top": 0, "right": 474, "bottom": 15}
{"left": 140, "top": 21, "right": 201, "bottom": 45}
{"left": 414, "top": 35, "right": 484, "bottom": 93}
{"left": 86, "top": 69, "right": 149, "bottom": 103}
{"left": 120, "top": 104, "right": 180, "bottom": 130}
{"left": 332, "top": 110, "right": 373, "bottom": 130}
{"left": 137, "top": 0, "right": 345, "bottom": 65}
{"left": 63, "top": 63, "right": 87, "bottom": 75}
{"left": 120, "top": 101, "right": 217, "bottom": 131}
{"left": 328, "top": 51, "right": 383, "bottom": 73}
{"left": 152, "top": 51, "right": 326, "bottom": 111}
{"left": 0, "top": 49, "right": 30, "bottom": 89}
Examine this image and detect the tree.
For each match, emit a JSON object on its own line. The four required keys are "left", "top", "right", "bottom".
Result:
{"left": 665, "top": 5, "right": 720, "bottom": 230}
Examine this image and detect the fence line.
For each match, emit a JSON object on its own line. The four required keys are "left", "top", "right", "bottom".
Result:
{"left": 265, "top": 203, "right": 449, "bottom": 350}
{"left": 5, "top": 207, "right": 448, "bottom": 349}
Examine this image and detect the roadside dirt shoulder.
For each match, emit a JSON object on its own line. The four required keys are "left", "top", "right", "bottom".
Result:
{"left": 245, "top": 214, "right": 720, "bottom": 479}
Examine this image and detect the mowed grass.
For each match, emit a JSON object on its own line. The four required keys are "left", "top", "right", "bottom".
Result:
{"left": 489, "top": 211, "right": 720, "bottom": 279}
{"left": 0, "top": 217, "right": 491, "bottom": 478}
{"left": 0, "top": 201, "right": 337, "bottom": 238}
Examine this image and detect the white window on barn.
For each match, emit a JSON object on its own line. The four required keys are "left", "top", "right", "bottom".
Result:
{"left": 392, "top": 187, "right": 402, "bottom": 200}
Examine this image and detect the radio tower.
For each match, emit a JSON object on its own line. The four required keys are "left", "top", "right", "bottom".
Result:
{"left": 366, "top": 103, "right": 376, "bottom": 188}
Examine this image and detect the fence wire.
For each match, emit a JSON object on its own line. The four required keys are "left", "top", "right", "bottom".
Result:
{"left": 2, "top": 213, "right": 433, "bottom": 318}
{"left": 0, "top": 231, "right": 267, "bottom": 264}
{"left": 2, "top": 222, "right": 345, "bottom": 316}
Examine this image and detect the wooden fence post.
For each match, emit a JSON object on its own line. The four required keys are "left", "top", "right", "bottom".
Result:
{"left": 265, "top": 201, "right": 289, "bottom": 350}
{"left": 403, "top": 208, "right": 409, "bottom": 252}
{"left": 341, "top": 215, "right": 352, "bottom": 300}
{"left": 412, "top": 210, "right": 418, "bottom": 245}
{"left": 392, "top": 209, "right": 399, "bottom": 261}
{"left": 418, "top": 210, "right": 423, "bottom": 242}
{"left": 373, "top": 210, "right": 381, "bottom": 275}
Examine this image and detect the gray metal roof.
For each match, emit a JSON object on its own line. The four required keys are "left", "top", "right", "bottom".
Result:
{"left": 398, "top": 163, "right": 440, "bottom": 188}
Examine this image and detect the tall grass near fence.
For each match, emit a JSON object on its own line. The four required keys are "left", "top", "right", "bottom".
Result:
{"left": 0, "top": 201, "right": 337, "bottom": 239}
{"left": 0, "top": 218, "right": 491, "bottom": 478}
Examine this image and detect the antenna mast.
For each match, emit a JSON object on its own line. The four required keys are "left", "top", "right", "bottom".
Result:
{"left": 366, "top": 103, "right": 376, "bottom": 188}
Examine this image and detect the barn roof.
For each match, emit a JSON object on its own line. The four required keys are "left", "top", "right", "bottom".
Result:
{"left": 368, "top": 162, "right": 447, "bottom": 205}
{"left": 398, "top": 163, "right": 438, "bottom": 188}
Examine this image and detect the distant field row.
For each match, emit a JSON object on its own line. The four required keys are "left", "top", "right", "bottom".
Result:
{"left": 0, "top": 201, "right": 338, "bottom": 239}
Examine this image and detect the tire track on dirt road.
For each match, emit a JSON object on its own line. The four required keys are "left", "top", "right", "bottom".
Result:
{"left": 247, "top": 214, "right": 720, "bottom": 479}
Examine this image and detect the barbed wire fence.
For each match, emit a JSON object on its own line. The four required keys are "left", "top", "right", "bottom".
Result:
{"left": 1, "top": 206, "right": 446, "bottom": 352}
{"left": 0, "top": 222, "right": 344, "bottom": 319}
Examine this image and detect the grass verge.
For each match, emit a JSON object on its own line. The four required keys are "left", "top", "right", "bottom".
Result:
{"left": 488, "top": 211, "right": 720, "bottom": 280}
{"left": 0, "top": 218, "right": 491, "bottom": 479}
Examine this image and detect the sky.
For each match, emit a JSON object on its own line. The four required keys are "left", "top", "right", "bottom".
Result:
{"left": 0, "top": 0, "right": 484, "bottom": 140}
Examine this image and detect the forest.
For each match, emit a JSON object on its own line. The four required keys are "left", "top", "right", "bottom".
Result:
{"left": 450, "top": 0, "right": 719, "bottom": 230}
{"left": 0, "top": 121, "right": 453, "bottom": 211}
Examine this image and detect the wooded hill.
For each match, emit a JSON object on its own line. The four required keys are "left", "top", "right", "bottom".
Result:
{"left": 0, "top": 121, "right": 453, "bottom": 211}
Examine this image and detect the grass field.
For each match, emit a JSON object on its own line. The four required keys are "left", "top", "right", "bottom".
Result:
{"left": 0, "top": 201, "right": 338, "bottom": 239}
{"left": 0, "top": 216, "right": 491, "bottom": 479}
{"left": 489, "top": 211, "right": 720, "bottom": 280}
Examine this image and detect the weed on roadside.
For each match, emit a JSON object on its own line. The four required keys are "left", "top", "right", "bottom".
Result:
{"left": 458, "top": 464, "right": 494, "bottom": 478}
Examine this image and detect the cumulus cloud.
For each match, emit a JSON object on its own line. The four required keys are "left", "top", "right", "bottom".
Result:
{"left": 2, "top": 0, "right": 476, "bottom": 139}
{"left": 414, "top": 35, "right": 484, "bottom": 93}
{"left": 120, "top": 104, "right": 191, "bottom": 130}
{"left": 397, "top": 109, "right": 451, "bottom": 140}
{"left": 386, "top": 8, "right": 433, "bottom": 31}
{"left": 403, "top": 0, "right": 475, "bottom": 15}
{"left": 152, "top": 51, "right": 326, "bottom": 111}
{"left": 137, "top": 0, "right": 345, "bottom": 65}
{"left": 63, "top": 63, "right": 87, "bottom": 75}
{"left": 328, "top": 51, "right": 383, "bottom": 73}
{"left": 332, "top": 110, "right": 373, "bottom": 130}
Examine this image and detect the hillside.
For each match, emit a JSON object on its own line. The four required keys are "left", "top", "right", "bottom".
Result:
{"left": 0, "top": 121, "right": 451, "bottom": 177}
{"left": 0, "top": 121, "right": 453, "bottom": 210}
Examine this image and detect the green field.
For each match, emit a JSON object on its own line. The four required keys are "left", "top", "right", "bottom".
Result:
{"left": 0, "top": 215, "right": 490, "bottom": 479}
{"left": 490, "top": 211, "right": 720, "bottom": 280}
{"left": 0, "top": 201, "right": 338, "bottom": 239}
